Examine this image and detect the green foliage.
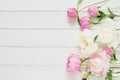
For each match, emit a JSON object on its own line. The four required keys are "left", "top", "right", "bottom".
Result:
{"left": 77, "top": 0, "right": 83, "bottom": 6}
{"left": 105, "top": 69, "right": 113, "bottom": 80}
{"left": 107, "top": 7, "right": 115, "bottom": 19}
{"left": 97, "top": 11, "right": 106, "bottom": 21}
{"left": 77, "top": 16, "right": 81, "bottom": 26}
{"left": 94, "top": 35, "right": 98, "bottom": 42}
{"left": 111, "top": 53, "right": 117, "bottom": 60}
{"left": 82, "top": 78, "right": 87, "bottom": 80}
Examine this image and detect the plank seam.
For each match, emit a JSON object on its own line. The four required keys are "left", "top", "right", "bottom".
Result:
{"left": 0, "top": 28, "right": 79, "bottom": 30}
{"left": 0, "top": 10, "right": 66, "bottom": 12}
{"left": 0, "top": 10, "right": 119, "bottom": 12}
{"left": 0, "top": 46, "right": 78, "bottom": 48}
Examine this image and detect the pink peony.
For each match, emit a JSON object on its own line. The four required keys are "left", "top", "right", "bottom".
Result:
{"left": 80, "top": 16, "right": 89, "bottom": 24}
{"left": 80, "top": 22, "right": 90, "bottom": 31}
{"left": 88, "top": 6, "right": 99, "bottom": 17}
{"left": 67, "top": 8, "right": 77, "bottom": 19}
{"left": 79, "top": 16, "right": 90, "bottom": 31}
{"left": 105, "top": 48, "right": 114, "bottom": 55}
{"left": 66, "top": 54, "right": 82, "bottom": 72}
{"left": 88, "top": 50, "right": 110, "bottom": 76}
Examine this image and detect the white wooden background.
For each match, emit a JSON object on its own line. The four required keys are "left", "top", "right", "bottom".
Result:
{"left": 0, "top": 0, "right": 120, "bottom": 80}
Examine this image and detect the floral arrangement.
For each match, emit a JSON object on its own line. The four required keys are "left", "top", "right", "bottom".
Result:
{"left": 66, "top": 0, "right": 120, "bottom": 80}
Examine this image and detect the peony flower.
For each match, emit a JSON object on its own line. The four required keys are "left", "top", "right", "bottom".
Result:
{"left": 100, "top": 18, "right": 114, "bottom": 26}
{"left": 66, "top": 54, "right": 82, "bottom": 72}
{"left": 88, "top": 50, "right": 110, "bottom": 76}
{"left": 80, "top": 16, "right": 89, "bottom": 24}
{"left": 67, "top": 8, "right": 77, "bottom": 19}
{"left": 96, "top": 21, "right": 116, "bottom": 44}
{"left": 80, "top": 22, "right": 90, "bottom": 31}
{"left": 105, "top": 47, "right": 114, "bottom": 55}
{"left": 78, "top": 29, "right": 97, "bottom": 57}
{"left": 88, "top": 6, "right": 99, "bottom": 17}
{"left": 107, "top": 31, "right": 120, "bottom": 48}
{"left": 80, "top": 16, "right": 90, "bottom": 31}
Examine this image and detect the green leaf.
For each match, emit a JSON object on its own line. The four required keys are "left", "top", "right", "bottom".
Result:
{"left": 97, "top": 11, "right": 106, "bottom": 21}
{"left": 116, "top": 71, "right": 120, "bottom": 73}
{"left": 87, "top": 72, "right": 91, "bottom": 76}
{"left": 112, "top": 53, "right": 117, "bottom": 60}
{"left": 107, "top": 7, "right": 115, "bottom": 19}
{"left": 117, "top": 29, "right": 120, "bottom": 31}
{"left": 109, "top": 15, "right": 114, "bottom": 19}
{"left": 94, "top": 35, "right": 98, "bottom": 42}
{"left": 99, "top": 11, "right": 106, "bottom": 17}
{"left": 82, "top": 78, "right": 87, "bottom": 80}
{"left": 77, "top": 16, "right": 81, "bottom": 26}
{"left": 97, "top": 15, "right": 101, "bottom": 18}
{"left": 105, "top": 69, "right": 113, "bottom": 80}
{"left": 109, "top": 69, "right": 113, "bottom": 72}
{"left": 77, "top": 0, "right": 83, "bottom": 6}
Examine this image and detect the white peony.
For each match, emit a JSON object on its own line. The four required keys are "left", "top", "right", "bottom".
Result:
{"left": 96, "top": 18, "right": 116, "bottom": 44}
{"left": 100, "top": 18, "right": 114, "bottom": 26}
{"left": 78, "top": 29, "right": 97, "bottom": 57}
{"left": 108, "top": 31, "right": 120, "bottom": 48}
{"left": 90, "top": 18, "right": 114, "bottom": 30}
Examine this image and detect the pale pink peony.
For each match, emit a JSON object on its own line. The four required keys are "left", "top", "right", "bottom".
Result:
{"left": 80, "top": 16, "right": 89, "bottom": 24}
{"left": 80, "top": 22, "right": 90, "bottom": 31}
{"left": 67, "top": 8, "right": 77, "bottom": 19}
{"left": 105, "top": 47, "right": 114, "bottom": 55}
{"left": 88, "top": 50, "right": 110, "bottom": 76}
{"left": 66, "top": 54, "right": 82, "bottom": 72}
{"left": 79, "top": 16, "right": 90, "bottom": 31}
{"left": 88, "top": 6, "right": 99, "bottom": 17}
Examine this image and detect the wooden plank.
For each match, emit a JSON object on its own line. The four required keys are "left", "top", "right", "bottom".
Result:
{"left": 0, "top": 47, "right": 119, "bottom": 66}
{"left": 0, "top": 0, "right": 119, "bottom": 10}
{"left": 0, "top": 12, "right": 79, "bottom": 29}
{"left": 0, "top": 30, "right": 80, "bottom": 47}
{"left": 0, "top": 0, "right": 76, "bottom": 10}
{"left": 0, "top": 12, "right": 119, "bottom": 29}
{"left": 0, "top": 47, "right": 79, "bottom": 65}
{"left": 0, "top": 66, "right": 82, "bottom": 80}
{"left": 0, "top": 66, "right": 119, "bottom": 80}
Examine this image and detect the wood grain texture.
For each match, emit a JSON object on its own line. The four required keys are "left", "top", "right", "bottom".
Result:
{"left": 0, "top": 66, "right": 83, "bottom": 80}
{"left": 0, "top": 47, "right": 119, "bottom": 66}
{"left": 0, "top": 12, "right": 79, "bottom": 29}
{"left": 0, "top": 66, "right": 119, "bottom": 80}
{"left": 0, "top": 47, "right": 78, "bottom": 65}
{"left": 0, "top": 0, "right": 119, "bottom": 10}
{"left": 0, "top": 0, "right": 76, "bottom": 10}
{"left": 0, "top": 30, "right": 80, "bottom": 47}
{"left": 0, "top": 0, "right": 120, "bottom": 80}
{"left": 0, "top": 12, "right": 119, "bottom": 29}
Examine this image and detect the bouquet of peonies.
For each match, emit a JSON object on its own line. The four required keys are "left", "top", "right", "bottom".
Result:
{"left": 66, "top": 0, "right": 120, "bottom": 80}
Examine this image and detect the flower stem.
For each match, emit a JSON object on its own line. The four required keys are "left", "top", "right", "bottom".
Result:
{"left": 82, "top": 58, "right": 90, "bottom": 63}
{"left": 78, "top": 0, "right": 110, "bottom": 12}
